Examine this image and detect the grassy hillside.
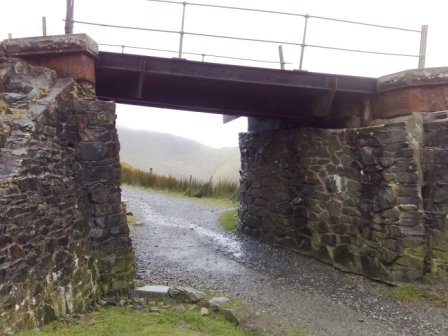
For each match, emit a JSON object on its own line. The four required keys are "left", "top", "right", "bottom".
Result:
{"left": 117, "top": 127, "right": 240, "bottom": 182}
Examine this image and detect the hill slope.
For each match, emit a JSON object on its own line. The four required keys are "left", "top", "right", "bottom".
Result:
{"left": 117, "top": 127, "right": 241, "bottom": 182}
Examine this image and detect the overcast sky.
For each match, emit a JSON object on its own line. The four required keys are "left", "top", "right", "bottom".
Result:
{"left": 2, "top": 0, "right": 447, "bottom": 147}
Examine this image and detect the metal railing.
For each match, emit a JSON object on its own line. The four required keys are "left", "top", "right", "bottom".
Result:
{"left": 67, "top": 0, "right": 428, "bottom": 70}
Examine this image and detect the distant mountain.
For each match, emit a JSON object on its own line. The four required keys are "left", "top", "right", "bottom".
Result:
{"left": 117, "top": 127, "right": 241, "bottom": 182}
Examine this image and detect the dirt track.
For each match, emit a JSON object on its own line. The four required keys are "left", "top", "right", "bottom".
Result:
{"left": 123, "top": 185, "right": 448, "bottom": 335}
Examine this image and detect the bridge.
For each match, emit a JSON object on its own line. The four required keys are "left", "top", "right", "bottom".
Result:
{"left": 64, "top": 0, "right": 427, "bottom": 122}
{"left": 3, "top": 30, "right": 448, "bottom": 334}
{"left": 95, "top": 51, "right": 377, "bottom": 120}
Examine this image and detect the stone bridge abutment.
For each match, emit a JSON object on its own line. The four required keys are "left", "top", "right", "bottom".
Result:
{"left": 0, "top": 35, "right": 134, "bottom": 334}
{"left": 239, "top": 69, "right": 448, "bottom": 283}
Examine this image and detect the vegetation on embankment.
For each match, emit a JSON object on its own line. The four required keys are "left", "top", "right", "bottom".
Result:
{"left": 118, "top": 127, "right": 241, "bottom": 182}
{"left": 121, "top": 163, "right": 240, "bottom": 202}
{"left": 15, "top": 303, "right": 260, "bottom": 336}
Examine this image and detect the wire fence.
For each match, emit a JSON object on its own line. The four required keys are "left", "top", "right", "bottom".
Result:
{"left": 65, "top": 0, "right": 427, "bottom": 72}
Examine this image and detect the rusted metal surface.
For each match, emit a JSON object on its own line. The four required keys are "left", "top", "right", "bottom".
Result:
{"left": 95, "top": 51, "right": 377, "bottom": 119}
{"left": 3, "top": 34, "right": 98, "bottom": 83}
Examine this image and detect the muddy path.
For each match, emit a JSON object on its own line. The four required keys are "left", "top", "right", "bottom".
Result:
{"left": 123, "top": 185, "right": 448, "bottom": 336}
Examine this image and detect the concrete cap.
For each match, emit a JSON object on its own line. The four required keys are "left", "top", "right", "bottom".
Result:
{"left": 2, "top": 34, "right": 98, "bottom": 58}
{"left": 378, "top": 67, "right": 448, "bottom": 92}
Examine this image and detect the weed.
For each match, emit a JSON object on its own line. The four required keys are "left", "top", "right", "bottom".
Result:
{"left": 126, "top": 214, "right": 140, "bottom": 226}
{"left": 382, "top": 283, "right": 425, "bottom": 301}
{"left": 218, "top": 208, "right": 238, "bottom": 231}
{"left": 382, "top": 283, "right": 448, "bottom": 306}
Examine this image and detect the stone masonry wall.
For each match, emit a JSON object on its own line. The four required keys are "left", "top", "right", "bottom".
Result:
{"left": 0, "top": 55, "right": 134, "bottom": 334}
{"left": 75, "top": 98, "right": 135, "bottom": 296}
{"left": 422, "top": 111, "right": 448, "bottom": 278}
{"left": 240, "top": 113, "right": 448, "bottom": 283}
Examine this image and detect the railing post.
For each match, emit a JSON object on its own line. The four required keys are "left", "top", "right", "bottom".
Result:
{"left": 42, "top": 17, "right": 47, "bottom": 36}
{"left": 299, "top": 14, "right": 309, "bottom": 70}
{"left": 418, "top": 24, "right": 428, "bottom": 69}
{"left": 65, "top": 0, "right": 75, "bottom": 34}
{"left": 178, "top": 1, "right": 187, "bottom": 58}
{"left": 278, "top": 45, "right": 285, "bottom": 70}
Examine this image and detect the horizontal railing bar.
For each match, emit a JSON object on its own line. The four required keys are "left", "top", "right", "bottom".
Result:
{"left": 184, "top": 31, "right": 302, "bottom": 46}
{"left": 145, "top": 0, "right": 421, "bottom": 33}
{"left": 306, "top": 44, "right": 420, "bottom": 58}
{"left": 308, "top": 15, "right": 420, "bottom": 33}
{"left": 146, "top": 0, "right": 306, "bottom": 18}
{"left": 72, "top": 19, "right": 178, "bottom": 34}
{"left": 202, "top": 53, "right": 292, "bottom": 64}
{"left": 99, "top": 43, "right": 177, "bottom": 54}
{"left": 98, "top": 43, "right": 292, "bottom": 64}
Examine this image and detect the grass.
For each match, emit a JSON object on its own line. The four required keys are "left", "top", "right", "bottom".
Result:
{"left": 126, "top": 213, "right": 140, "bottom": 226}
{"left": 218, "top": 208, "right": 238, "bottom": 231}
{"left": 121, "top": 163, "right": 240, "bottom": 202}
{"left": 15, "top": 304, "right": 261, "bottom": 336}
{"left": 381, "top": 283, "right": 448, "bottom": 306}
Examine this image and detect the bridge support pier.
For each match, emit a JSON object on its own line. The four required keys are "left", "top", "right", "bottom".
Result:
{"left": 240, "top": 69, "right": 448, "bottom": 283}
{"left": 0, "top": 34, "right": 134, "bottom": 333}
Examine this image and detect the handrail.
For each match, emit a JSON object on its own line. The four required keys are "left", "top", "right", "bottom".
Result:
{"left": 73, "top": 19, "right": 422, "bottom": 59}
{"left": 68, "top": 0, "right": 428, "bottom": 70}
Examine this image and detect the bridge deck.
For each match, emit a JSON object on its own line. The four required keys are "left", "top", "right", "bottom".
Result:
{"left": 95, "top": 52, "right": 377, "bottom": 119}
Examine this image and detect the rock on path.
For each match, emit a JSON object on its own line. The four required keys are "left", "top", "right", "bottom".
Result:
{"left": 123, "top": 185, "right": 448, "bottom": 336}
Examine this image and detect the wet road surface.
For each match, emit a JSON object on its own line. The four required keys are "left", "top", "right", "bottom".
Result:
{"left": 123, "top": 185, "right": 448, "bottom": 335}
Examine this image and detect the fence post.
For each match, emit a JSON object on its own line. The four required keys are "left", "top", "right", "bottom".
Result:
{"left": 65, "top": 0, "right": 75, "bottom": 34}
{"left": 178, "top": 1, "right": 187, "bottom": 58}
{"left": 278, "top": 45, "right": 285, "bottom": 70}
{"left": 42, "top": 17, "right": 47, "bottom": 36}
{"left": 418, "top": 25, "right": 428, "bottom": 69}
{"left": 299, "top": 14, "right": 309, "bottom": 70}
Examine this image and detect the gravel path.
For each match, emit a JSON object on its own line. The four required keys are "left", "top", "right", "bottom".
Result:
{"left": 123, "top": 185, "right": 448, "bottom": 336}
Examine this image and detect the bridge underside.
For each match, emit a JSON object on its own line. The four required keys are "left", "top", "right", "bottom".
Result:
{"left": 95, "top": 52, "right": 377, "bottom": 123}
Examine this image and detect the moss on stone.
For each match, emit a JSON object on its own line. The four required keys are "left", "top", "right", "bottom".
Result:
{"left": 0, "top": 97, "right": 8, "bottom": 113}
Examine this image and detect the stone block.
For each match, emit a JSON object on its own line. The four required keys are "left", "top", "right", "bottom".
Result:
{"left": 130, "top": 285, "right": 170, "bottom": 299}
{"left": 321, "top": 234, "right": 337, "bottom": 246}
{"left": 79, "top": 142, "right": 108, "bottom": 161}
{"left": 424, "top": 212, "right": 446, "bottom": 230}
{"left": 333, "top": 245, "right": 354, "bottom": 265}
{"left": 360, "top": 254, "right": 391, "bottom": 281}
{"left": 396, "top": 173, "right": 418, "bottom": 184}
{"left": 208, "top": 296, "right": 230, "bottom": 310}
{"left": 399, "top": 224, "right": 425, "bottom": 236}
{"left": 168, "top": 286, "right": 206, "bottom": 303}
